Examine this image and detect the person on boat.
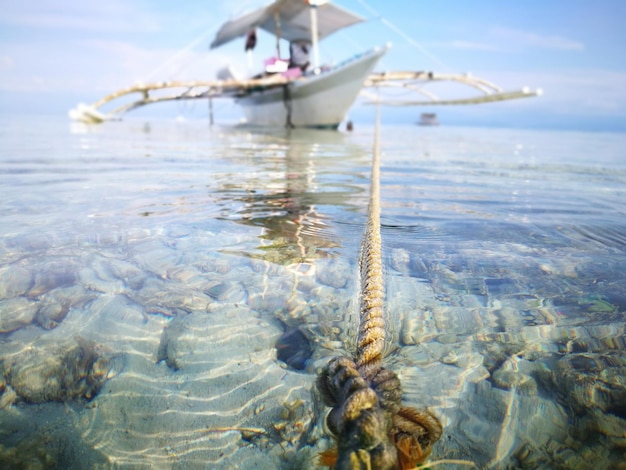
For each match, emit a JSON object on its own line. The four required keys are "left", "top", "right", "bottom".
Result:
{"left": 245, "top": 29, "right": 257, "bottom": 52}
{"left": 288, "top": 39, "right": 311, "bottom": 72}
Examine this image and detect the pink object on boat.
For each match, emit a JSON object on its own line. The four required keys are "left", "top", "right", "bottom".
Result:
{"left": 282, "top": 67, "right": 302, "bottom": 79}
{"left": 264, "top": 57, "right": 289, "bottom": 73}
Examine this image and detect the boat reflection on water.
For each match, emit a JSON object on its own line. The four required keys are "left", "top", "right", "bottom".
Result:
{"left": 216, "top": 127, "right": 366, "bottom": 265}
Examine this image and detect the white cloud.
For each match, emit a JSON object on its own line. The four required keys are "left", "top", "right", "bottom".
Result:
{"left": 481, "top": 68, "right": 626, "bottom": 116}
{"left": 1, "top": 0, "right": 259, "bottom": 34}
{"left": 0, "top": 55, "right": 15, "bottom": 70}
{"left": 0, "top": 0, "right": 250, "bottom": 95}
{"left": 438, "top": 40, "right": 501, "bottom": 52}
{"left": 88, "top": 40, "right": 240, "bottom": 85}
{"left": 433, "top": 27, "right": 583, "bottom": 55}
{"left": 491, "top": 27, "right": 585, "bottom": 51}
{"left": 0, "top": 38, "right": 243, "bottom": 95}
{"left": 1, "top": 0, "right": 161, "bottom": 33}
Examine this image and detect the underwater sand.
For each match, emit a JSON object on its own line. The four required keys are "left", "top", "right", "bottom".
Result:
{"left": 1, "top": 117, "right": 625, "bottom": 468}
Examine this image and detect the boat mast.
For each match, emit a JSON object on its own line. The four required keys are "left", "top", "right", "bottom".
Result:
{"left": 274, "top": 10, "right": 282, "bottom": 58}
{"left": 308, "top": 0, "right": 327, "bottom": 70}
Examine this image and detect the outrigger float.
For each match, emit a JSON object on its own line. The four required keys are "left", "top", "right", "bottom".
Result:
{"left": 69, "top": 0, "right": 541, "bottom": 128}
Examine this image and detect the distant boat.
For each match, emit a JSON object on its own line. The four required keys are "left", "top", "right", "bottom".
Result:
{"left": 418, "top": 112, "right": 439, "bottom": 126}
{"left": 69, "top": 1, "right": 541, "bottom": 127}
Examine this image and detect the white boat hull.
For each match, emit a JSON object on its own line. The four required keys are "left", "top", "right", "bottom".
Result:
{"left": 236, "top": 46, "right": 388, "bottom": 128}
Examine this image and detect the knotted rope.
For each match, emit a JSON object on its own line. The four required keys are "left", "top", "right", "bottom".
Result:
{"left": 317, "top": 113, "right": 442, "bottom": 469}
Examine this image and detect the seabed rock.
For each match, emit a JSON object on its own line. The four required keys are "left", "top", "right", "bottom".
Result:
{"left": 548, "top": 351, "right": 626, "bottom": 453}
{"left": 315, "top": 258, "right": 350, "bottom": 289}
{"left": 0, "top": 401, "right": 111, "bottom": 468}
{"left": 0, "top": 265, "right": 34, "bottom": 299}
{"left": 0, "top": 338, "right": 120, "bottom": 405}
{"left": 0, "top": 437, "right": 57, "bottom": 470}
{"left": 491, "top": 356, "right": 538, "bottom": 396}
{"left": 33, "top": 284, "right": 96, "bottom": 330}
{"left": 0, "top": 296, "right": 39, "bottom": 333}
{"left": 275, "top": 325, "right": 313, "bottom": 371}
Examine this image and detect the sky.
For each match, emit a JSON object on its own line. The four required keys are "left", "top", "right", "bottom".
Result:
{"left": 1, "top": 0, "right": 625, "bottom": 131}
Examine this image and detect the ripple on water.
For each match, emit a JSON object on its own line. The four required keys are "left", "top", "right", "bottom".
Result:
{"left": 1, "top": 121, "right": 625, "bottom": 468}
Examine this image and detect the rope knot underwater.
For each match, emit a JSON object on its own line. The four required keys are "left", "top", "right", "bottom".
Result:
{"left": 316, "top": 112, "right": 442, "bottom": 469}
{"left": 317, "top": 357, "right": 442, "bottom": 469}
{"left": 317, "top": 357, "right": 400, "bottom": 469}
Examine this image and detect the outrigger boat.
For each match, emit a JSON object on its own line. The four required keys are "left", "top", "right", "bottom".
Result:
{"left": 69, "top": 0, "right": 541, "bottom": 128}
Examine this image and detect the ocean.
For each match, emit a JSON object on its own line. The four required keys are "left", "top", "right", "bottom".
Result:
{"left": 0, "top": 115, "right": 625, "bottom": 468}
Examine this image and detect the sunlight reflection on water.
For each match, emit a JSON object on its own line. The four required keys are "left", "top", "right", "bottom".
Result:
{"left": 0, "top": 117, "right": 625, "bottom": 468}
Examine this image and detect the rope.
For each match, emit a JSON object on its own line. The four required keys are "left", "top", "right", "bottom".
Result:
{"left": 355, "top": 107, "right": 385, "bottom": 382}
{"left": 355, "top": 0, "right": 451, "bottom": 72}
{"left": 143, "top": 27, "right": 216, "bottom": 83}
{"left": 316, "top": 109, "right": 442, "bottom": 469}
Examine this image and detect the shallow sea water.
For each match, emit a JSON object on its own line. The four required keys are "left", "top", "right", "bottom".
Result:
{"left": 0, "top": 116, "right": 625, "bottom": 468}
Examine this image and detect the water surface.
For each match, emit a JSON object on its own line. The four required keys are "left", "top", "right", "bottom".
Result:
{"left": 1, "top": 116, "right": 625, "bottom": 468}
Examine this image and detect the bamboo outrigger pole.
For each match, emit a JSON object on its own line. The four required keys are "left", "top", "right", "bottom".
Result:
{"left": 68, "top": 71, "right": 540, "bottom": 124}
{"left": 68, "top": 75, "right": 290, "bottom": 124}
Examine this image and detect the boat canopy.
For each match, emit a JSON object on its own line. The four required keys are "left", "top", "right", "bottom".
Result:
{"left": 210, "top": 0, "right": 364, "bottom": 48}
